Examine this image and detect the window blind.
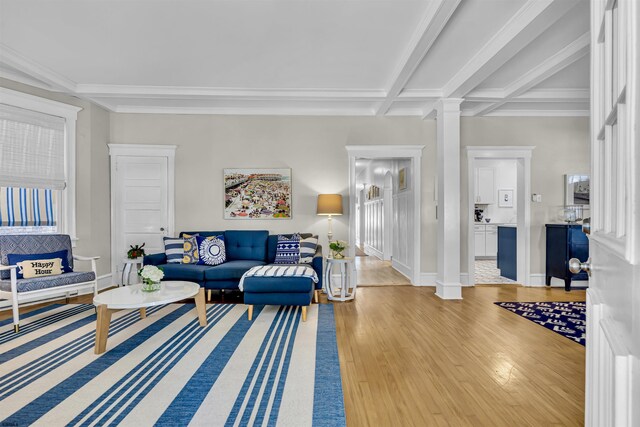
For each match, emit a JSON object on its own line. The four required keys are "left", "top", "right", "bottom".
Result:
{"left": 0, "top": 104, "right": 66, "bottom": 190}
{"left": 0, "top": 187, "right": 56, "bottom": 226}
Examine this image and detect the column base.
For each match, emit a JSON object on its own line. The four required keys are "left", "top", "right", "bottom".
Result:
{"left": 435, "top": 280, "right": 463, "bottom": 300}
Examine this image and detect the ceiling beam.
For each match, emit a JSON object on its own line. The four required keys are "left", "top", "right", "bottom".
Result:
{"left": 376, "top": 0, "right": 462, "bottom": 116}
{"left": 441, "top": 0, "right": 580, "bottom": 101}
{"left": 473, "top": 32, "right": 590, "bottom": 116}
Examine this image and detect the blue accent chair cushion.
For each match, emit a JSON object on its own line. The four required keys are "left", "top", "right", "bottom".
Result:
{"left": 7, "top": 250, "right": 72, "bottom": 279}
{"left": 0, "top": 234, "right": 74, "bottom": 279}
{"left": 0, "top": 271, "right": 96, "bottom": 293}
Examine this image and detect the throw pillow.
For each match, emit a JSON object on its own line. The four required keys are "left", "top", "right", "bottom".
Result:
{"left": 17, "top": 258, "right": 64, "bottom": 279}
{"left": 182, "top": 233, "right": 200, "bottom": 264}
{"left": 7, "top": 250, "right": 72, "bottom": 279}
{"left": 198, "top": 235, "right": 226, "bottom": 266}
{"left": 274, "top": 234, "right": 301, "bottom": 264}
{"left": 163, "top": 237, "right": 184, "bottom": 263}
{"left": 299, "top": 235, "right": 319, "bottom": 264}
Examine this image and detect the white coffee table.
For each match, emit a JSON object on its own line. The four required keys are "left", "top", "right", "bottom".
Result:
{"left": 93, "top": 281, "right": 207, "bottom": 354}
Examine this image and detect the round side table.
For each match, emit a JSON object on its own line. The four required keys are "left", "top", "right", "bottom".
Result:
{"left": 324, "top": 257, "right": 357, "bottom": 302}
{"left": 121, "top": 257, "right": 144, "bottom": 286}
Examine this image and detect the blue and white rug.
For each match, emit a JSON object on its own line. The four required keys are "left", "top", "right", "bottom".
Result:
{"left": 495, "top": 301, "right": 586, "bottom": 346}
{"left": 0, "top": 303, "right": 346, "bottom": 426}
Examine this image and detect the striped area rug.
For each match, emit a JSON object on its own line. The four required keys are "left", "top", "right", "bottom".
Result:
{"left": 0, "top": 303, "right": 346, "bottom": 426}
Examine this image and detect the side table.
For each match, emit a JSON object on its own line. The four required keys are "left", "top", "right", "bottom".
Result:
{"left": 324, "top": 257, "right": 357, "bottom": 302}
{"left": 122, "top": 257, "right": 144, "bottom": 286}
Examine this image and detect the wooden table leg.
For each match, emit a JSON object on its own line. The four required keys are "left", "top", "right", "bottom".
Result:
{"left": 139, "top": 307, "right": 146, "bottom": 319}
{"left": 95, "top": 304, "right": 113, "bottom": 354}
{"left": 195, "top": 288, "right": 207, "bottom": 327}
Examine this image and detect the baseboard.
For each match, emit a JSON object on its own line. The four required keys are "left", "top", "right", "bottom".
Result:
{"left": 459, "top": 273, "right": 473, "bottom": 286}
{"left": 527, "top": 274, "right": 589, "bottom": 288}
{"left": 392, "top": 259, "right": 411, "bottom": 280}
{"left": 363, "top": 244, "right": 383, "bottom": 260}
{"left": 418, "top": 273, "right": 437, "bottom": 286}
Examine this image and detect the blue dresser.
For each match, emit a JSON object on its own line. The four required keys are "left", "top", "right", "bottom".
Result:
{"left": 545, "top": 224, "right": 589, "bottom": 291}
{"left": 497, "top": 226, "right": 517, "bottom": 281}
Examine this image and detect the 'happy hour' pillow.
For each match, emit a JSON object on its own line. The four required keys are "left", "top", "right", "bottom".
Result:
{"left": 17, "top": 258, "right": 64, "bottom": 279}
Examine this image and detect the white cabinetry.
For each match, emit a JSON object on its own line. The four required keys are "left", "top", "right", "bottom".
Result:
{"left": 474, "top": 224, "right": 498, "bottom": 258}
{"left": 475, "top": 167, "right": 495, "bottom": 204}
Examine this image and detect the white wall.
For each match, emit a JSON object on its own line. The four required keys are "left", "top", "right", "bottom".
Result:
{"left": 475, "top": 158, "right": 518, "bottom": 225}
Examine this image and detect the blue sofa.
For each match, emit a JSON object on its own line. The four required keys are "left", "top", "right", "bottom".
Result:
{"left": 143, "top": 230, "right": 323, "bottom": 293}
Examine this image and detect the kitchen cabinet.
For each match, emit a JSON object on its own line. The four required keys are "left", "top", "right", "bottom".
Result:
{"left": 474, "top": 224, "right": 498, "bottom": 257}
{"left": 497, "top": 226, "right": 517, "bottom": 280}
{"left": 475, "top": 167, "right": 495, "bottom": 204}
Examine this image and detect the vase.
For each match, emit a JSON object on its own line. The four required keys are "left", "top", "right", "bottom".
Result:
{"left": 141, "top": 280, "right": 161, "bottom": 292}
{"left": 333, "top": 251, "right": 344, "bottom": 259}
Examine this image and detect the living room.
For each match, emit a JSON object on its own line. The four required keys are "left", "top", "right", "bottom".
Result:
{"left": 1, "top": 0, "right": 639, "bottom": 425}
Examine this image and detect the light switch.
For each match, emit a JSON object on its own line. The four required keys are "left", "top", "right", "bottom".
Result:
{"left": 531, "top": 194, "right": 542, "bottom": 202}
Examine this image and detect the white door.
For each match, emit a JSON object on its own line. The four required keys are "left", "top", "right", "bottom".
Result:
{"left": 582, "top": 1, "right": 639, "bottom": 425}
{"left": 112, "top": 155, "right": 171, "bottom": 284}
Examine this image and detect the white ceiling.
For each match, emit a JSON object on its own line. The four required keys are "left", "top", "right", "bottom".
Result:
{"left": 0, "top": 0, "right": 590, "bottom": 117}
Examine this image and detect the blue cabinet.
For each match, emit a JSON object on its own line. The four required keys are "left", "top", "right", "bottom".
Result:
{"left": 545, "top": 224, "right": 589, "bottom": 291}
{"left": 497, "top": 226, "right": 517, "bottom": 281}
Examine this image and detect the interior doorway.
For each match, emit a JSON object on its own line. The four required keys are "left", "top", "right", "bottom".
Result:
{"left": 466, "top": 147, "right": 534, "bottom": 286}
{"left": 346, "top": 145, "right": 424, "bottom": 286}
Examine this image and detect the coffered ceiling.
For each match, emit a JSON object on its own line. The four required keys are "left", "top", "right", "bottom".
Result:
{"left": 0, "top": 0, "right": 590, "bottom": 117}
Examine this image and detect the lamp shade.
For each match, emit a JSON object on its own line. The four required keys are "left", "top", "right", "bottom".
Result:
{"left": 317, "top": 194, "right": 343, "bottom": 215}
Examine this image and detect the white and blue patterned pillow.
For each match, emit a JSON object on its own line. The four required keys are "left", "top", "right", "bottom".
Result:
{"left": 198, "top": 235, "right": 226, "bottom": 266}
{"left": 274, "top": 234, "right": 301, "bottom": 264}
{"left": 163, "top": 237, "right": 184, "bottom": 264}
{"left": 298, "top": 235, "right": 318, "bottom": 264}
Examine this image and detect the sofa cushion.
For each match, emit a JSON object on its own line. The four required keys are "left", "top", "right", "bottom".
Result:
{"left": 204, "top": 260, "right": 266, "bottom": 281}
{"left": 224, "top": 230, "right": 268, "bottom": 261}
{"left": 0, "top": 271, "right": 96, "bottom": 293}
{"left": 197, "top": 235, "right": 226, "bottom": 266}
{"left": 159, "top": 263, "right": 210, "bottom": 282}
{"left": 274, "top": 234, "right": 301, "bottom": 264}
{"left": 163, "top": 237, "right": 184, "bottom": 264}
{"left": 298, "top": 235, "right": 319, "bottom": 264}
{"left": 267, "top": 233, "right": 313, "bottom": 263}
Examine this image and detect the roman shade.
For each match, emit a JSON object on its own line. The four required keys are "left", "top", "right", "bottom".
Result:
{"left": 0, "top": 104, "right": 67, "bottom": 190}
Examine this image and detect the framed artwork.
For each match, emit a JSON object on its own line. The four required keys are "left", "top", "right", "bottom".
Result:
{"left": 224, "top": 168, "right": 292, "bottom": 219}
{"left": 565, "top": 174, "right": 590, "bottom": 205}
{"left": 399, "top": 168, "right": 407, "bottom": 191}
{"left": 498, "top": 189, "right": 514, "bottom": 208}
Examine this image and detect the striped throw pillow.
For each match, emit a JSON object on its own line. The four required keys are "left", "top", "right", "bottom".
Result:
{"left": 299, "top": 235, "right": 318, "bottom": 264}
{"left": 163, "top": 237, "right": 184, "bottom": 263}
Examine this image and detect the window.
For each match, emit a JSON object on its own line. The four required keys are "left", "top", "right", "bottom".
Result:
{"left": 0, "top": 88, "right": 81, "bottom": 240}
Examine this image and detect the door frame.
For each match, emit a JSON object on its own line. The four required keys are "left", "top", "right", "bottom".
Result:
{"left": 346, "top": 145, "right": 424, "bottom": 285}
{"left": 108, "top": 144, "right": 177, "bottom": 285}
{"left": 465, "top": 146, "right": 534, "bottom": 285}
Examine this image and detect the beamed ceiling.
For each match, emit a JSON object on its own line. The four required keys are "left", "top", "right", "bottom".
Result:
{"left": 0, "top": 0, "right": 590, "bottom": 117}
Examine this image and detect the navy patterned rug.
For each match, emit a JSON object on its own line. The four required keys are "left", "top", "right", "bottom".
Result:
{"left": 495, "top": 301, "right": 586, "bottom": 346}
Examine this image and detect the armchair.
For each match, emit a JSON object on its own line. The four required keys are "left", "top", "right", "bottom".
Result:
{"left": 0, "top": 234, "right": 99, "bottom": 332}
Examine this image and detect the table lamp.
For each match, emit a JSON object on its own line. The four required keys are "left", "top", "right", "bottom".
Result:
{"left": 317, "top": 194, "right": 343, "bottom": 242}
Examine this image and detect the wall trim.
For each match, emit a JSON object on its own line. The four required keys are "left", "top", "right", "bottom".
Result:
{"left": 418, "top": 273, "right": 437, "bottom": 286}
{"left": 466, "top": 146, "right": 534, "bottom": 287}
{"left": 346, "top": 145, "right": 425, "bottom": 285}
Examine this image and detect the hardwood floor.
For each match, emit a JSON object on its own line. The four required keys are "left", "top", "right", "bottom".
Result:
{"left": 1, "top": 284, "right": 586, "bottom": 426}
{"left": 356, "top": 256, "right": 411, "bottom": 286}
{"left": 331, "top": 285, "right": 586, "bottom": 427}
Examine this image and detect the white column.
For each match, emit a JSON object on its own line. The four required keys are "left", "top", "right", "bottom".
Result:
{"left": 435, "top": 99, "right": 463, "bottom": 299}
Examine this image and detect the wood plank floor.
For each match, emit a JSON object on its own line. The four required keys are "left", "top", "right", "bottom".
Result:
{"left": 356, "top": 256, "right": 412, "bottom": 286}
{"left": 332, "top": 285, "right": 586, "bottom": 427}
{"left": 1, "top": 283, "right": 585, "bottom": 426}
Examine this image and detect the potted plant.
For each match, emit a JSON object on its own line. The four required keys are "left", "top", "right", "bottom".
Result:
{"left": 329, "top": 240, "right": 347, "bottom": 259}
{"left": 127, "top": 243, "right": 146, "bottom": 259}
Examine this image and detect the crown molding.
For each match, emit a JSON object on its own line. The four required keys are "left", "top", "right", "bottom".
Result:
{"left": 485, "top": 109, "right": 589, "bottom": 117}
{"left": 113, "top": 105, "right": 377, "bottom": 116}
